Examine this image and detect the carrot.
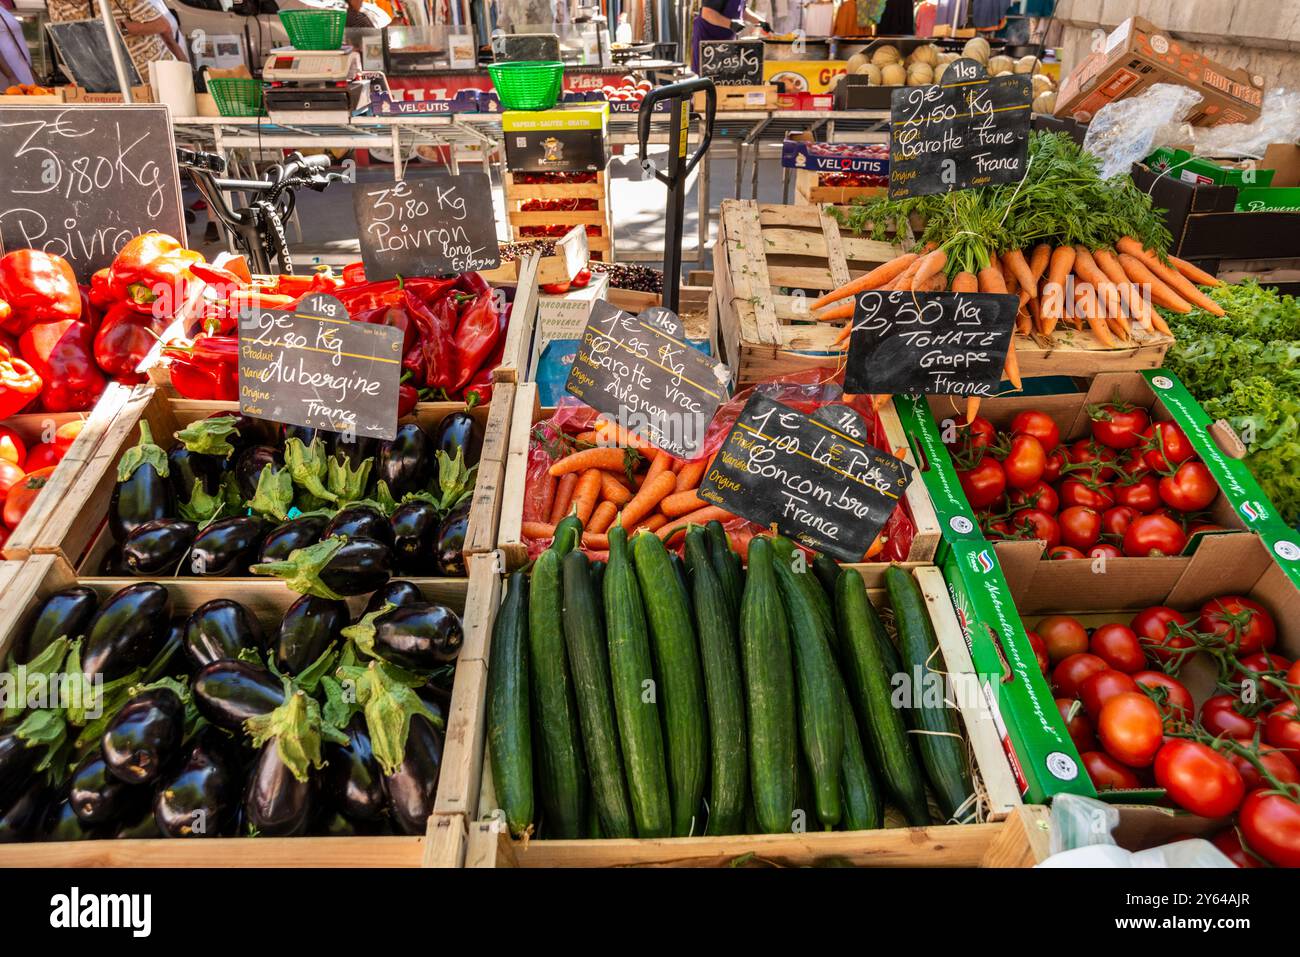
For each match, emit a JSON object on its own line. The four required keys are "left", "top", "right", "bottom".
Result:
{"left": 548, "top": 472, "right": 578, "bottom": 524}
{"left": 1027, "top": 294, "right": 1043, "bottom": 334}
{"left": 657, "top": 506, "right": 734, "bottom": 543}
{"left": 1003, "top": 338, "right": 1022, "bottom": 391}
{"left": 1072, "top": 280, "right": 1115, "bottom": 347}
{"left": 631, "top": 514, "right": 667, "bottom": 534}
{"left": 977, "top": 263, "right": 1008, "bottom": 295}
{"left": 522, "top": 521, "right": 557, "bottom": 539}
{"left": 950, "top": 271, "right": 978, "bottom": 293}
{"left": 574, "top": 430, "right": 600, "bottom": 445}
{"left": 549, "top": 446, "right": 629, "bottom": 477}
{"left": 659, "top": 489, "right": 706, "bottom": 517}
{"left": 863, "top": 532, "right": 887, "bottom": 560}
{"left": 1093, "top": 248, "right": 1154, "bottom": 331}
{"left": 594, "top": 419, "right": 654, "bottom": 451}
{"left": 588, "top": 500, "right": 618, "bottom": 534}
{"left": 1073, "top": 247, "right": 1128, "bottom": 341}
{"left": 1169, "top": 254, "right": 1221, "bottom": 287}
{"left": 1028, "top": 243, "right": 1052, "bottom": 285}
{"left": 910, "top": 247, "right": 948, "bottom": 291}
{"left": 1116, "top": 238, "right": 1225, "bottom": 316}
{"left": 815, "top": 302, "right": 854, "bottom": 323}
{"left": 1117, "top": 254, "right": 1192, "bottom": 314}
{"left": 965, "top": 397, "right": 981, "bottom": 426}
{"left": 670, "top": 458, "right": 684, "bottom": 474}
{"left": 1002, "top": 248, "right": 1037, "bottom": 303}
{"left": 1041, "top": 245, "right": 1076, "bottom": 335}
{"left": 885, "top": 256, "right": 924, "bottom": 292}
{"left": 810, "top": 252, "right": 919, "bottom": 309}
{"left": 644, "top": 449, "right": 671, "bottom": 483}
{"left": 584, "top": 550, "right": 610, "bottom": 563}
{"left": 600, "top": 472, "right": 633, "bottom": 505}
{"left": 572, "top": 468, "right": 603, "bottom": 524}
{"left": 582, "top": 531, "right": 610, "bottom": 549}
{"left": 532, "top": 471, "right": 556, "bottom": 524}
{"left": 620, "top": 471, "right": 677, "bottom": 528}
{"left": 675, "top": 460, "right": 707, "bottom": 491}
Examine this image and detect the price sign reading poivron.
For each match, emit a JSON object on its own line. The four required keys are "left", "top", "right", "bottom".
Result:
{"left": 699, "top": 395, "right": 914, "bottom": 561}
{"left": 844, "top": 289, "right": 1017, "bottom": 397}
{"left": 238, "top": 292, "right": 404, "bottom": 441}
{"left": 565, "top": 299, "right": 730, "bottom": 460}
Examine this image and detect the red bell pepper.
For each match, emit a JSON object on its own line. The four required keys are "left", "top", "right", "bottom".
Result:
{"left": 0, "top": 250, "right": 81, "bottom": 334}
{"left": 271, "top": 267, "right": 342, "bottom": 298}
{"left": 87, "top": 268, "right": 116, "bottom": 310}
{"left": 342, "top": 261, "right": 367, "bottom": 286}
{"left": 450, "top": 288, "right": 502, "bottom": 392}
{"left": 405, "top": 291, "right": 457, "bottom": 392}
{"left": 18, "top": 319, "right": 106, "bottom": 412}
{"left": 0, "top": 344, "right": 42, "bottom": 418}
{"left": 93, "top": 302, "right": 164, "bottom": 380}
{"left": 108, "top": 232, "right": 204, "bottom": 307}
{"left": 355, "top": 302, "right": 418, "bottom": 358}
{"left": 163, "top": 334, "right": 239, "bottom": 401}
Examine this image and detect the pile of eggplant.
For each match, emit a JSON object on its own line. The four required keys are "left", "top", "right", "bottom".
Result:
{"left": 104, "top": 410, "right": 484, "bottom": 585}
{"left": 0, "top": 578, "right": 462, "bottom": 842}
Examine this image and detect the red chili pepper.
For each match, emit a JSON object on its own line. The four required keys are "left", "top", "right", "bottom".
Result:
{"left": 18, "top": 318, "right": 107, "bottom": 412}
{"left": 450, "top": 288, "right": 501, "bottom": 393}
{"left": 355, "top": 302, "right": 419, "bottom": 358}
{"left": 0, "top": 250, "right": 82, "bottom": 334}
{"left": 461, "top": 363, "right": 494, "bottom": 407}
{"left": 403, "top": 289, "right": 458, "bottom": 392}
{"left": 397, "top": 382, "right": 418, "bottom": 418}
{"left": 93, "top": 302, "right": 165, "bottom": 379}
{"left": 88, "top": 268, "right": 117, "bottom": 309}
{"left": 342, "top": 262, "right": 368, "bottom": 286}
{"left": 0, "top": 344, "right": 42, "bottom": 418}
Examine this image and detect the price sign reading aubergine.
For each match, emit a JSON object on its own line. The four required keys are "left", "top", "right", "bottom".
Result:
{"left": 888, "top": 58, "right": 1031, "bottom": 199}
{"left": 699, "top": 395, "right": 915, "bottom": 562}
{"left": 565, "top": 299, "right": 730, "bottom": 460}
{"left": 238, "top": 292, "right": 404, "bottom": 441}
{"left": 844, "top": 289, "right": 1018, "bottom": 397}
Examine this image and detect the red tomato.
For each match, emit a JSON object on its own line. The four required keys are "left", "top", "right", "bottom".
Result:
{"left": 1264, "top": 701, "right": 1300, "bottom": 767}
{"left": 1026, "top": 630, "right": 1050, "bottom": 675}
{"left": 1197, "top": 595, "right": 1277, "bottom": 655}
{"left": 999, "top": 433, "right": 1046, "bottom": 490}
{"left": 1048, "top": 546, "right": 1086, "bottom": 560}
{"left": 1009, "top": 481, "right": 1059, "bottom": 514}
{"left": 1123, "top": 514, "right": 1188, "bottom": 557}
{"left": 1232, "top": 652, "right": 1292, "bottom": 702}
{"left": 1113, "top": 474, "right": 1161, "bottom": 513}
{"left": 1114, "top": 450, "right": 1153, "bottom": 482}
{"left": 1058, "top": 506, "right": 1101, "bottom": 551}
{"left": 1067, "top": 438, "right": 1119, "bottom": 480}
{"left": 1158, "top": 461, "right": 1218, "bottom": 512}
{"left": 1008, "top": 508, "right": 1060, "bottom": 548}
{"left": 1059, "top": 477, "right": 1115, "bottom": 512}
{"left": 1199, "top": 694, "right": 1261, "bottom": 739}
{"left": 1098, "top": 692, "right": 1164, "bottom": 767}
{"left": 1227, "top": 741, "right": 1300, "bottom": 791}
{"left": 1289, "top": 660, "right": 1300, "bottom": 688}
{"left": 1141, "top": 421, "right": 1196, "bottom": 472}
{"left": 3, "top": 465, "right": 55, "bottom": 529}
{"left": 1154, "top": 740, "right": 1245, "bottom": 817}
{"left": 1211, "top": 828, "right": 1263, "bottom": 868}
{"left": 1037, "top": 615, "right": 1089, "bottom": 664}
{"left": 0, "top": 425, "right": 25, "bottom": 469}
{"left": 0, "top": 524, "right": 8, "bottom": 550}
{"left": 1056, "top": 698, "right": 1098, "bottom": 751}
{"left": 0, "top": 459, "right": 23, "bottom": 500}
{"left": 1011, "top": 410, "right": 1060, "bottom": 451}
{"left": 1101, "top": 505, "right": 1139, "bottom": 540}
{"left": 23, "top": 441, "right": 63, "bottom": 471}
{"left": 1081, "top": 669, "right": 1139, "bottom": 719}
{"left": 53, "top": 419, "right": 84, "bottom": 453}
{"left": 1082, "top": 750, "right": 1142, "bottom": 790}
{"left": 957, "top": 456, "right": 1006, "bottom": 509}
{"left": 1090, "top": 403, "right": 1150, "bottom": 450}
{"left": 1041, "top": 448, "right": 1067, "bottom": 483}
{"left": 947, "top": 416, "right": 996, "bottom": 452}
{"left": 1133, "top": 670, "right": 1194, "bottom": 723}
{"left": 1188, "top": 522, "right": 1226, "bottom": 536}
{"left": 1089, "top": 543, "right": 1123, "bottom": 560}
{"left": 1239, "top": 788, "right": 1300, "bottom": 868}
{"left": 1053, "top": 653, "right": 1109, "bottom": 698}
{"left": 1130, "top": 605, "right": 1193, "bottom": 667}
{"left": 1090, "top": 623, "right": 1146, "bottom": 673}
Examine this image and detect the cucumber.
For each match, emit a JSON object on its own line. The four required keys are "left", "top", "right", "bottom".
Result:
{"left": 632, "top": 530, "right": 708, "bottom": 836}
{"left": 704, "top": 520, "right": 744, "bottom": 620}
{"left": 770, "top": 536, "right": 843, "bottom": 829}
{"left": 813, "top": 553, "right": 840, "bottom": 604}
{"left": 837, "top": 680, "right": 882, "bottom": 831}
{"left": 603, "top": 526, "right": 671, "bottom": 838}
{"left": 552, "top": 513, "right": 584, "bottom": 556}
{"left": 835, "top": 569, "right": 930, "bottom": 825}
{"left": 668, "top": 551, "right": 691, "bottom": 604}
{"left": 561, "top": 550, "right": 634, "bottom": 838}
{"left": 885, "top": 565, "right": 974, "bottom": 823}
{"left": 738, "top": 537, "right": 797, "bottom": 835}
{"left": 589, "top": 559, "right": 606, "bottom": 632}
{"left": 683, "top": 527, "right": 747, "bottom": 835}
{"left": 486, "top": 570, "right": 533, "bottom": 837}
{"left": 527, "top": 547, "right": 587, "bottom": 837}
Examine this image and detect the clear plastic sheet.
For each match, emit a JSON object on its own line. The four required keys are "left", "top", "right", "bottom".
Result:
{"left": 1083, "top": 83, "right": 1203, "bottom": 180}
{"left": 1039, "top": 794, "right": 1234, "bottom": 868}
{"left": 1190, "top": 88, "right": 1300, "bottom": 159}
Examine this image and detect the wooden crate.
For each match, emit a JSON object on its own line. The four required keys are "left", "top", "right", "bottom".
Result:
{"left": 480, "top": 226, "right": 590, "bottom": 289}
{"left": 694, "top": 85, "right": 778, "bottom": 111}
{"left": 456, "top": 563, "right": 1028, "bottom": 868}
{"left": 795, "top": 169, "right": 887, "bottom": 207}
{"left": 504, "top": 172, "right": 612, "bottom": 259}
{"left": 0, "top": 552, "right": 496, "bottom": 866}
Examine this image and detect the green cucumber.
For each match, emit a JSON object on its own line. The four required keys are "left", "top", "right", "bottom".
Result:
{"left": 486, "top": 570, "right": 533, "bottom": 837}
{"left": 561, "top": 550, "right": 634, "bottom": 838}
{"left": 683, "top": 527, "right": 747, "bottom": 835}
{"left": 813, "top": 553, "right": 840, "bottom": 604}
{"left": 704, "top": 520, "right": 744, "bottom": 620}
{"left": 835, "top": 569, "right": 930, "bottom": 825}
{"left": 552, "top": 513, "right": 584, "bottom": 556}
{"left": 885, "top": 565, "right": 974, "bottom": 823}
{"left": 604, "top": 526, "right": 671, "bottom": 838}
{"left": 837, "top": 681, "right": 882, "bottom": 831}
{"left": 668, "top": 551, "right": 691, "bottom": 604}
{"left": 632, "top": 530, "right": 708, "bottom": 836}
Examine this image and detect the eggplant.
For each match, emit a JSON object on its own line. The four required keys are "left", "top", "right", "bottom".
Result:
{"left": 416, "top": 684, "right": 450, "bottom": 725}
{"left": 317, "top": 811, "right": 387, "bottom": 836}
{"left": 188, "top": 515, "right": 267, "bottom": 576}
{"left": 167, "top": 444, "right": 220, "bottom": 502}
{"left": 183, "top": 599, "right": 265, "bottom": 668}
{"left": 0, "top": 780, "right": 48, "bottom": 843}
{"left": 192, "top": 660, "right": 285, "bottom": 729}
{"left": 275, "top": 595, "right": 348, "bottom": 676}
{"left": 364, "top": 580, "right": 424, "bottom": 615}
{"left": 376, "top": 423, "right": 433, "bottom": 498}
{"left": 109, "top": 424, "right": 174, "bottom": 542}
{"left": 112, "top": 805, "right": 164, "bottom": 839}
{"left": 235, "top": 445, "right": 283, "bottom": 501}
{"left": 324, "top": 715, "right": 387, "bottom": 822}
{"left": 252, "top": 537, "right": 392, "bottom": 597}
{"left": 382, "top": 713, "right": 443, "bottom": 836}
{"left": 81, "top": 583, "right": 171, "bottom": 680}
{"left": 324, "top": 505, "right": 394, "bottom": 547}
{"left": 367, "top": 603, "right": 463, "bottom": 672}
{"left": 68, "top": 747, "right": 138, "bottom": 825}
{"left": 244, "top": 742, "right": 313, "bottom": 837}
{"left": 154, "top": 731, "right": 238, "bottom": 837}
{"left": 122, "top": 518, "right": 198, "bottom": 576}
{"left": 102, "top": 688, "right": 185, "bottom": 785}
{"left": 43, "top": 797, "right": 106, "bottom": 841}
{"left": 282, "top": 424, "right": 328, "bottom": 448}
{"left": 389, "top": 501, "right": 440, "bottom": 575}
{"left": 434, "top": 501, "right": 470, "bottom": 577}
{"left": 98, "top": 546, "right": 130, "bottom": 576}
{"left": 258, "top": 515, "right": 328, "bottom": 564}
{"left": 18, "top": 585, "right": 98, "bottom": 663}
{"left": 434, "top": 411, "right": 483, "bottom": 466}
{"left": 0, "top": 725, "right": 40, "bottom": 809}
{"left": 333, "top": 433, "right": 379, "bottom": 470}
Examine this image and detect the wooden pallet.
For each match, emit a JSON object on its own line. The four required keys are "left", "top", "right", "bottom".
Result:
{"left": 505, "top": 172, "right": 612, "bottom": 260}
{"left": 693, "top": 85, "right": 778, "bottom": 111}
{"left": 795, "top": 169, "right": 887, "bottom": 207}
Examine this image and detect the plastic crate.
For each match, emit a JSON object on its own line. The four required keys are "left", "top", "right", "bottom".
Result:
{"left": 278, "top": 9, "right": 346, "bottom": 51}
{"left": 486, "top": 60, "right": 564, "bottom": 111}
{"left": 207, "top": 77, "right": 264, "bottom": 117}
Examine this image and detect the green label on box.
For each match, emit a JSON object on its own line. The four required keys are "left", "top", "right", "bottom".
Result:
{"left": 1235, "top": 187, "right": 1300, "bottom": 212}
{"left": 893, "top": 394, "right": 986, "bottom": 544}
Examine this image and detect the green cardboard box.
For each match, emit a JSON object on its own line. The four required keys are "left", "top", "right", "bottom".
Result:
{"left": 1145, "top": 146, "right": 1275, "bottom": 188}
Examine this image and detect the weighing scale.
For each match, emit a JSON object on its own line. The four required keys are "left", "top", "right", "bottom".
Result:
{"left": 262, "top": 48, "right": 367, "bottom": 116}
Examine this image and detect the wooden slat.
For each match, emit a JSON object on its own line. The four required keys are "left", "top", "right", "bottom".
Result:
{"left": 839, "top": 236, "right": 901, "bottom": 264}
{"left": 0, "top": 837, "right": 426, "bottom": 867}
{"left": 819, "top": 208, "right": 854, "bottom": 292}
{"left": 728, "top": 201, "right": 781, "bottom": 347}
{"left": 756, "top": 203, "right": 824, "bottom": 228}
{"left": 423, "top": 813, "right": 469, "bottom": 867}
{"left": 495, "top": 384, "right": 541, "bottom": 570}
{"left": 761, "top": 226, "right": 829, "bottom": 259}
{"left": 980, "top": 806, "right": 1052, "bottom": 867}
{"left": 465, "top": 384, "right": 515, "bottom": 557}
{"left": 877, "top": 398, "right": 941, "bottom": 563}
{"left": 508, "top": 209, "right": 609, "bottom": 228}
{"left": 494, "top": 252, "right": 541, "bottom": 384}
{"left": 434, "top": 657, "right": 489, "bottom": 818}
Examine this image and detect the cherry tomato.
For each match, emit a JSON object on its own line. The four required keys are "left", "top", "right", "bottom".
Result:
{"left": 1011, "top": 410, "right": 1060, "bottom": 451}
{"left": 23, "top": 441, "right": 63, "bottom": 471}
{"left": 1239, "top": 788, "right": 1300, "bottom": 868}
{"left": 1101, "top": 505, "right": 1139, "bottom": 541}
{"left": 1232, "top": 652, "right": 1292, "bottom": 702}
{"left": 0, "top": 425, "right": 25, "bottom": 469}
{"left": 1211, "top": 828, "right": 1263, "bottom": 868}
{"left": 53, "top": 419, "right": 84, "bottom": 453}
{"left": 1123, "top": 514, "right": 1188, "bottom": 557}
{"left": 957, "top": 457, "right": 1006, "bottom": 509}
{"left": 1041, "top": 448, "right": 1067, "bottom": 483}
{"left": 1082, "top": 750, "right": 1141, "bottom": 790}
{"left": 1133, "top": 670, "right": 1194, "bottom": 723}
{"left": 1008, "top": 508, "right": 1060, "bottom": 548}
{"left": 1200, "top": 694, "right": 1261, "bottom": 739}
{"left": 948, "top": 416, "right": 996, "bottom": 452}
{"left": 1141, "top": 421, "right": 1195, "bottom": 472}
{"left": 1227, "top": 740, "right": 1300, "bottom": 791}
{"left": 1026, "top": 630, "right": 1050, "bottom": 675}
{"left": 1113, "top": 474, "right": 1161, "bottom": 513}
{"left": 1130, "top": 605, "right": 1193, "bottom": 667}
{"left": 1056, "top": 698, "right": 1098, "bottom": 751}
{"left": 0, "top": 460, "right": 23, "bottom": 500}
{"left": 1090, "top": 623, "right": 1146, "bottom": 673}
{"left": 1158, "top": 461, "right": 1218, "bottom": 512}
{"left": 1059, "top": 477, "right": 1115, "bottom": 512}
{"left": 1114, "top": 451, "right": 1152, "bottom": 482}
{"left": 1098, "top": 692, "right": 1164, "bottom": 767}
{"left": 1264, "top": 701, "right": 1300, "bottom": 768}
{"left": 1053, "top": 653, "right": 1109, "bottom": 698}
{"left": 1089, "top": 543, "right": 1123, "bottom": 560}
{"left": 1067, "top": 438, "right": 1119, "bottom": 479}
{"left": 1037, "top": 615, "right": 1089, "bottom": 664}
{"left": 3, "top": 465, "right": 55, "bottom": 529}
{"left": 1090, "top": 403, "right": 1150, "bottom": 450}
{"left": 1154, "top": 740, "right": 1245, "bottom": 817}
{"left": 1009, "top": 481, "right": 1058, "bottom": 515}
{"left": 1048, "top": 546, "right": 1086, "bottom": 560}
{"left": 1197, "top": 595, "right": 1277, "bottom": 655}
{"left": 999, "top": 433, "right": 1046, "bottom": 490}
{"left": 1058, "top": 505, "right": 1101, "bottom": 551}
{"left": 1081, "top": 669, "right": 1139, "bottom": 719}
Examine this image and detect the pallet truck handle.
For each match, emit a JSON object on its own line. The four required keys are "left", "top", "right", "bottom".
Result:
{"left": 636, "top": 76, "right": 717, "bottom": 184}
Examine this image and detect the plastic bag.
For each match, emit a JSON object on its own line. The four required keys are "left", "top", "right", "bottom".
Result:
{"left": 1038, "top": 794, "right": 1234, "bottom": 868}
{"left": 1190, "top": 87, "right": 1300, "bottom": 160}
{"left": 1083, "top": 83, "right": 1203, "bottom": 179}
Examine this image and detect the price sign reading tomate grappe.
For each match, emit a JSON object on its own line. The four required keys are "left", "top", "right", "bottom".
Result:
{"left": 699, "top": 40, "right": 764, "bottom": 86}
{"left": 565, "top": 299, "right": 730, "bottom": 460}
{"left": 844, "top": 289, "right": 1018, "bottom": 397}
{"left": 238, "top": 292, "right": 404, "bottom": 441}
{"left": 699, "top": 395, "right": 914, "bottom": 561}
{"left": 354, "top": 173, "right": 501, "bottom": 280}
{"left": 888, "top": 58, "right": 1031, "bottom": 199}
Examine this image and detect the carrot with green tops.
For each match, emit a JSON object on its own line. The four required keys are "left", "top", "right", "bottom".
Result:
{"left": 1168, "top": 253, "right": 1221, "bottom": 287}
{"left": 657, "top": 506, "right": 734, "bottom": 543}
{"left": 965, "top": 397, "right": 981, "bottom": 426}
{"left": 594, "top": 419, "right": 655, "bottom": 450}
{"left": 1072, "top": 280, "right": 1115, "bottom": 347}
{"left": 675, "top": 460, "right": 707, "bottom": 491}
{"left": 1003, "top": 338, "right": 1022, "bottom": 391}
{"left": 600, "top": 472, "right": 632, "bottom": 505}
{"left": 1002, "top": 248, "right": 1037, "bottom": 304}
{"left": 1115, "top": 238, "right": 1225, "bottom": 316}
{"left": 1116, "top": 253, "right": 1192, "bottom": 314}
{"left": 549, "top": 446, "right": 632, "bottom": 477}
{"left": 910, "top": 247, "right": 948, "bottom": 291}
{"left": 950, "top": 271, "right": 978, "bottom": 293}
{"left": 572, "top": 468, "right": 603, "bottom": 525}
{"left": 810, "top": 252, "right": 919, "bottom": 309}
{"left": 1073, "top": 247, "right": 1128, "bottom": 341}
{"left": 620, "top": 470, "right": 677, "bottom": 528}
{"left": 1093, "top": 248, "right": 1153, "bottom": 331}
{"left": 659, "top": 489, "right": 706, "bottom": 517}
{"left": 815, "top": 302, "right": 854, "bottom": 323}
{"left": 978, "top": 263, "right": 1008, "bottom": 296}
{"left": 1040, "top": 245, "right": 1076, "bottom": 334}
{"left": 548, "top": 472, "right": 578, "bottom": 524}
{"left": 1028, "top": 243, "right": 1052, "bottom": 285}
{"left": 588, "top": 500, "right": 618, "bottom": 534}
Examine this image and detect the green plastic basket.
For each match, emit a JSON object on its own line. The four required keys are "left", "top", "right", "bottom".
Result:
{"left": 278, "top": 9, "right": 346, "bottom": 51}
{"left": 207, "top": 77, "right": 265, "bottom": 117}
{"left": 487, "top": 60, "right": 564, "bottom": 110}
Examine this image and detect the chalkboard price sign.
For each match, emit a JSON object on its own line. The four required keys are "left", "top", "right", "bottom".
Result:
{"left": 888, "top": 58, "right": 1032, "bottom": 199}
{"left": 843, "top": 289, "right": 1018, "bottom": 397}
{"left": 0, "top": 105, "right": 185, "bottom": 283}
{"left": 238, "top": 292, "right": 404, "bottom": 441}
{"left": 565, "top": 299, "right": 730, "bottom": 460}
{"left": 699, "top": 40, "right": 764, "bottom": 86}
{"left": 698, "top": 394, "right": 914, "bottom": 561}
{"left": 354, "top": 173, "right": 501, "bottom": 280}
